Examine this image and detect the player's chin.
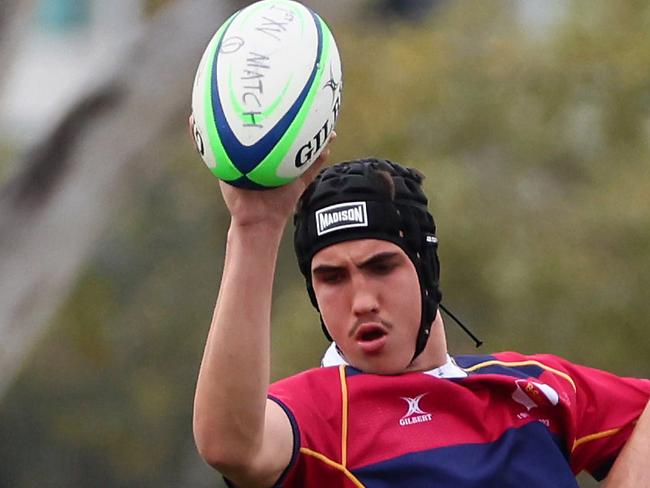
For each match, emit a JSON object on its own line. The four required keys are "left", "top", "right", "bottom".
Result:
{"left": 350, "top": 351, "right": 411, "bottom": 375}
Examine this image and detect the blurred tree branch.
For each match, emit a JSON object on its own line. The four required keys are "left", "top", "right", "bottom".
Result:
{"left": 0, "top": 0, "right": 231, "bottom": 399}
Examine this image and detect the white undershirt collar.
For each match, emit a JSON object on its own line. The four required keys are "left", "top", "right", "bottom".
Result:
{"left": 320, "top": 342, "right": 467, "bottom": 378}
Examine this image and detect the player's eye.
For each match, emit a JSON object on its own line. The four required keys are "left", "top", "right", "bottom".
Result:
{"left": 324, "top": 272, "right": 344, "bottom": 284}
{"left": 371, "top": 261, "right": 397, "bottom": 275}
{"left": 316, "top": 270, "right": 346, "bottom": 284}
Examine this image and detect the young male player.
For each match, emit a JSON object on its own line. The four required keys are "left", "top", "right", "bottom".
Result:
{"left": 193, "top": 151, "right": 650, "bottom": 487}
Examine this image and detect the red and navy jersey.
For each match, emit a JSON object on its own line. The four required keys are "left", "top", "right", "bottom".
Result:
{"left": 268, "top": 352, "right": 649, "bottom": 487}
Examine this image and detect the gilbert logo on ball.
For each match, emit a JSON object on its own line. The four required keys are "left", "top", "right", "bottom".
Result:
{"left": 190, "top": 0, "right": 342, "bottom": 189}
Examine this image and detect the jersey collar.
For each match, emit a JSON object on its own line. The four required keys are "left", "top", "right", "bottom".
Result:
{"left": 321, "top": 342, "right": 467, "bottom": 378}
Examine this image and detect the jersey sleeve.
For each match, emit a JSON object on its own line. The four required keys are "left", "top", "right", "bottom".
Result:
{"left": 266, "top": 366, "right": 345, "bottom": 487}
{"left": 534, "top": 354, "right": 650, "bottom": 480}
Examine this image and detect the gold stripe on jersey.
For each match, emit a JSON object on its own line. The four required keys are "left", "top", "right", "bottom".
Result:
{"left": 300, "top": 447, "right": 366, "bottom": 487}
{"left": 572, "top": 424, "right": 630, "bottom": 452}
{"left": 463, "top": 359, "right": 577, "bottom": 392}
{"left": 339, "top": 364, "right": 349, "bottom": 468}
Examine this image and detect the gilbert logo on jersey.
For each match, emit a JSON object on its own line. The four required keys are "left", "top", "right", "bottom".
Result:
{"left": 399, "top": 393, "right": 432, "bottom": 426}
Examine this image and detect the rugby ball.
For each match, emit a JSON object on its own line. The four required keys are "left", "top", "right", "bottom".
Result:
{"left": 190, "top": 0, "right": 342, "bottom": 189}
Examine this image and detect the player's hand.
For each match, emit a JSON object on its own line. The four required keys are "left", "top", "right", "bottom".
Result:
{"left": 219, "top": 132, "right": 336, "bottom": 230}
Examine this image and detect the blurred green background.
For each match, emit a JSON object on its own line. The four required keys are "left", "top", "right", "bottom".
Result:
{"left": 1, "top": 0, "right": 648, "bottom": 486}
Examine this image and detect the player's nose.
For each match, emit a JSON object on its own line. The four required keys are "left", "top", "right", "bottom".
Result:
{"left": 350, "top": 277, "right": 380, "bottom": 316}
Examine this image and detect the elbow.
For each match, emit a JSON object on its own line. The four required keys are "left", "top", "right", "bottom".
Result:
{"left": 195, "top": 445, "right": 254, "bottom": 481}
{"left": 193, "top": 419, "right": 257, "bottom": 473}
{"left": 193, "top": 422, "right": 229, "bottom": 469}
{"left": 194, "top": 435, "right": 221, "bottom": 470}
{"left": 193, "top": 407, "right": 226, "bottom": 468}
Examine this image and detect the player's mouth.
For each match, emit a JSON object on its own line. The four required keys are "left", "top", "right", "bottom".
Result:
{"left": 353, "top": 323, "right": 388, "bottom": 354}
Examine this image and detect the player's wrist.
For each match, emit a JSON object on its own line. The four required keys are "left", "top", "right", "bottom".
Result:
{"left": 227, "top": 218, "right": 286, "bottom": 244}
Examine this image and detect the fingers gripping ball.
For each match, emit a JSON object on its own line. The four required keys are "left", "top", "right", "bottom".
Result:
{"left": 190, "top": 0, "right": 343, "bottom": 190}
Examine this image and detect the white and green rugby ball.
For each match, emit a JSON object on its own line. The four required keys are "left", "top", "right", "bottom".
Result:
{"left": 190, "top": 0, "right": 342, "bottom": 189}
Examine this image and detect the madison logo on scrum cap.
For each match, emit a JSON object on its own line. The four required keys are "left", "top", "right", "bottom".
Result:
{"left": 315, "top": 201, "right": 368, "bottom": 236}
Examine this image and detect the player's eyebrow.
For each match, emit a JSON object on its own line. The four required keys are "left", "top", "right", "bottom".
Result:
{"left": 312, "top": 251, "right": 402, "bottom": 276}
{"left": 357, "top": 251, "right": 402, "bottom": 269}
{"left": 312, "top": 263, "right": 345, "bottom": 277}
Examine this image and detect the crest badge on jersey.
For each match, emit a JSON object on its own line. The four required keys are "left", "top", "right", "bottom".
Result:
{"left": 511, "top": 379, "right": 560, "bottom": 411}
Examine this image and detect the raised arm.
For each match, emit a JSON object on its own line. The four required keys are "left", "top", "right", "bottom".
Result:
{"left": 192, "top": 144, "right": 332, "bottom": 487}
{"left": 603, "top": 399, "right": 650, "bottom": 488}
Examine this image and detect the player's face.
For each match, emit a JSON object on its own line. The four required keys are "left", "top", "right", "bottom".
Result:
{"left": 311, "top": 239, "right": 421, "bottom": 374}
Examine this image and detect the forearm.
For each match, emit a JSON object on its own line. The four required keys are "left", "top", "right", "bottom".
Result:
{"left": 193, "top": 221, "right": 284, "bottom": 466}
{"left": 603, "top": 399, "right": 650, "bottom": 487}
